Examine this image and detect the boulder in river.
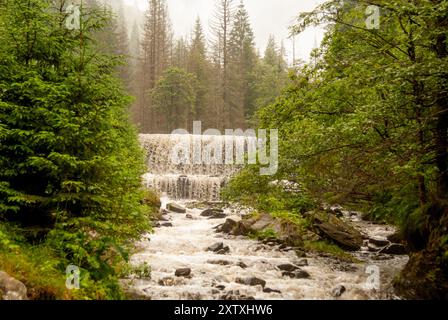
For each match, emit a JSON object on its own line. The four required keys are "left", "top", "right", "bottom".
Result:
{"left": 215, "top": 217, "right": 241, "bottom": 234}
{"left": 201, "top": 208, "right": 226, "bottom": 219}
{"left": 161, "top": 222, "right": 173, "bottom": 227}
{"left": 368, "top": 236, "right": 390, "bottom": 247}
{"left": 331, "top": 285, "right": 346, "bottom": 297}
{"left": 175, "top": 268, "right": 191, "bottom": 277}
{"left": 282, "top": 269, "right": 310, "bottom": 279}
{"left": 0, "top": 271, "right": 28, "bottom": 300}
{"left": 379, "top": 243, "right": 407, "bottom": 255}
{"left": 311, "top": 211, "right": 363, "bottom": 251}
{"left": 236, "top": 277, "right": 266, "bottom": 288}
{"left": 207, "top": 259, "right": 231, "bottom": 266}
{"left": 277, "top": 263, "right": 300, "bottom": 272}
{"left": 167, "top": 203, "right": 186, "bottom": 214}
{"left": 207, "top": 242, "right": 224, "bottom": 252}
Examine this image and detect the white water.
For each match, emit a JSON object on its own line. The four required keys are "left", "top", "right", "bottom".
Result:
{"left": 126, "top": 134, "right": 408, "bottom": 300}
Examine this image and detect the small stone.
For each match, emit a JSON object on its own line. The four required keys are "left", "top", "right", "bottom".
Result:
{"left": 167, "top": 203, "right": 186, "bottom": 214}
{"left": 207, "top": 242, "right": 224, "bottom": 252}
{"left": 161, "top": 222, "right": 173, "bottom": 227}
{"left": 263, "top": 287, "right": 282, "bottom": 294}
{"left": 158, "top": 277, "right": 175, "bottom": 286}
{"left": 175, "top": 268, "right": 191, "bottom": 277}
{"left": 216, "top": 285, "right": 226, "bottom": 290}
{"left": 282, "top": 269, "right": 310, "bottom": 279}
{"left": 236, "top": 261, "right": 248, "bottom": 269}
{"left": 331, "top": 285, "right": 346, "bottom": 297}
{"left": 236, "top": 277, "right": 266, "bottom": 288}
{"left": 207, "top": 260, "right": 231, "bottom": 266}
{"left": 277, "top": 263, "right": 300, "bottom": 272}
{"left": 216, "top": 246, "right": 230, "bottom": 255}
{"left": 186, "top": 214, "right": 194, "bottom": 219}
{"left": 296, "top": 259, "right": 308, "bottom": 267}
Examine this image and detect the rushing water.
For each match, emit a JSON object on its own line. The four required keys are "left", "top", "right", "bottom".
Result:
{"left": 126, "top": 134, "right": 408, "bottom": 300}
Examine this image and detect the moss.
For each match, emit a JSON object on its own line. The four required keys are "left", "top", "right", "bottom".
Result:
{"left": 304, "top": 240, "right": 360, "bottom": 263}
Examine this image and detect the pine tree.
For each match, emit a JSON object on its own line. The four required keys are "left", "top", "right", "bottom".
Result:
{"left": 228, "top": 0, "right": 257, "bottom": 128}
{"left": 210, "top": 0, "right": 236, "bottom": 129}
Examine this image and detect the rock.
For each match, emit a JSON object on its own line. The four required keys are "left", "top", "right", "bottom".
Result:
{"left": 263, "top": 287, "right": 282, "bottom": 294}
{"left": 158, "top": 277, "right": 175, "bottom": 286}
{"left": 216, "top": 217, "right": 240, "bottom": 234}
{"left": 368, "top": 244, "right": 381, "bottom": 252}
{"left": 312, "top": 212, "right": 363, "bottom": 251}
{"left": 294, "top": 249, "right": 307, "bottom": 258}
{"left": 277, "top": 264, "right": 300, "bottom": 272}
{"left": 175, "top": 268, "right": 191, "bottom": 277}
{"left": 369, "top": 236, "right": 390, "bottom": 247}
{"left": 186, "top": 214, "right": 194, "bottom": 219}
{"left": 379, "top": 243, "right": 407, "bottom": 255}
{"left": 282, "top": 269, "right": 310, "bottom": 279}
{"left": 159, "top": 209, "right": 169, "bottom": 215}
{"left": 161, "top": 222, "right": 173, "bottom": 227}
{"left": 236, "top": 277, "right": 266, "bottom": 288}
{"left": 331, "top": 285, "right": 346, "bottom": 297}
{"left": 296, "top": 259, "right": 308, "bottom": 267}
{"left": 215, "top": 285, "right": 226, "bottom": 290}
{"left": 236, "top": 262, "right": 248, "bottom": 269}
{"left": 0, "top": 271, "right": 28, "bottom": 300}
{"left": 251, "top": 214, "right": 275, "bottom": 232}
{"left": 207, "top": 260, "right": 231, "bottom": 266}
{"left": 211, "top": 289, "right": 220, "bottom": 295}
{"left": 207, "top": 242, "right": 224, "bottom": 252}
{"left": 387, "top": 232, "right": 403, "bottom": 243}
{"left": 216, "top": 246, "right": 230, "bottom": 255}
{"left": 167, "top": 203, "right": 186, "bottom": 214}
{"left": 201, "top": 208, "right": 226, "bottom": 219}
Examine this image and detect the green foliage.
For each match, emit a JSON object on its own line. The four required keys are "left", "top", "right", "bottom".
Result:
{"left": 0, "top": 0, "right": 153, "bottom": 299}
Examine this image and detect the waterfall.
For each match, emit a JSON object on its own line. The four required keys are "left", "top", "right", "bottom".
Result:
{"left": 139, "top": 134, "right": 252, "bottom": 201}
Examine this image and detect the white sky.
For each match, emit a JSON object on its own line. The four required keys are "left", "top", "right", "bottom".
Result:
{"left": 123, "top": 0, "right": 326, "bottom": 62}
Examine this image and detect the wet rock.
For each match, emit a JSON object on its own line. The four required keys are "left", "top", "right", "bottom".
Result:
{"left": 216, "top": 246, "right": 230, "bottom": 255}
{"left": 0, "top": 271, "right": 27, "bottom": 300}
{"left": 296, "top": 259, "right": 308, "bottom": 267}
{"left": 207, "top": 260, "right": 231, "bottom": 266}
{"left": 236, "top": 277, "right": 266, "bottom": 288}
{"left": 277, "top": 263, "right": 300, "bottom": 272}
{"left": 369, "top": 237, "right": 390, "bottom": 247}
{"left": 379, "top": 243, "right": 407, "bottom": 255}
{"left": 167, "top": 203, "right": 186, "bottom": 214}
{"left": 211, "top": 289, "right": 220, "bottom": 295}
{"left": 263, "top": 287, "right": 282, "bottom": 294}
{"left": 368, "top": 244, "right": 381, "bottom": 252}
{"left": 282, "top": 269, "right": 310, "bottom": 279}
{"left": 175, "top": 268, "right": 191, "bottom": 277}
{"left": 331, "top": 285, "right": 346, "bottom": 297}
{"left": 201, "top": 208, "right": 226, "bottom": 219}
{"left": 216, "top": 217, "right": 240, "bottom": 234}
{"left": 312, "top": 211, "right": 363, "bottom": 251}
{"left": 294, "top": 249, "right": 307, "bottom": 258}
{"left": 207, "top": 242, "right": 224, "bottom": 252}
{"left": 236, "top": 262, "right": 248, "bottom": 269}
{"left": 160, "top": 209, "right": 169, "bottom": 215}
{"left": 161, "top": 222, "right": 173, "bottom": 227}
{"left": 215, "top": 285, "right": 226, "bottom": 290}
{"left": 186, "top": 214, "right": 194, "bottom": 219}
{"left": 387, "top": 232, "right": 403, "bottom": 244}
{"left": 158, "top": 277, "right": 175, "bottom": 286}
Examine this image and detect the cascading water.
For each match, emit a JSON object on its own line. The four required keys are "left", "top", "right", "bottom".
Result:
{"left": 140, "top": 134, "right": 252, "bottom": 201}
